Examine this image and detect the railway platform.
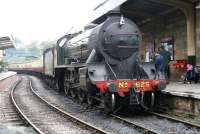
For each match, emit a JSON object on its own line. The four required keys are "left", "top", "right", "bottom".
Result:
{"left": 163, "top": 82, "right": 200, "bottom": 99}
{"left": 0, "top": 71, "right": 16, "bottom": 81}
{"left": 157, "top": 82, "right": 200, "bottom": 116}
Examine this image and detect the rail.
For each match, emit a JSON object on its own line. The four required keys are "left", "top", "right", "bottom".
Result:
{"left": 151, "top": 112, "right": 200, "bottom": 129}
{"left": 29, "top": 77, "right": 108, "bottom": 134}
{"left": 110, "top": 114, "right": 157, "bottom": 134}
{"left": 10, "top": 77, "right": 44, "bottom": 134}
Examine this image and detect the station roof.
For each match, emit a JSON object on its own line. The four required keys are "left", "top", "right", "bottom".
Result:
{"left": 0, "top": 36, "right": 16, "bottom": 50}
{"left": 91, "top": 0, "right": 199, "bottom": 25}
{"left": 122, "top": 0, "right": 173, "bottom": 23}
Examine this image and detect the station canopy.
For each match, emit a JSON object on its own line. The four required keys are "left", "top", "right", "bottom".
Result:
{"left": 0, "top": 36, "right": 15, "bottom": 50}
{"left": 91, "top": 0, "right": 198, "bottom": 25}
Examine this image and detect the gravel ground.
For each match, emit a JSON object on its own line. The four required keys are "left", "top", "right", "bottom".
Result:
{"left": 0, "top": 76, "right": 35, "bottom": 134}
{"left": 14, "top": 76, "right": 91, "bottom": 134}
{"left": 117, "top": 112, "right": 200, "bottom": 134}
{"left": 155, "top": 110, "right": 200, "bottom": 127}
{"left": 30, "top": 75, "right": 146, "bottom": 134}
{"left": 31, "top": 75, "right": 200, "bottom": 134}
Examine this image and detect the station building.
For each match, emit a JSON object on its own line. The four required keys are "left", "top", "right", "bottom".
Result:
{"left": 91, "top": 0, "right": 200, "bottom": 81}
{"left": 7, "top": 59, "right": 42, "bottom": 69}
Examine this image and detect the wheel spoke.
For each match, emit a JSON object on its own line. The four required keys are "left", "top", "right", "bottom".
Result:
{"left": 87, "top": 94, "right": 93, "bottom": 105}
{"left": 86, "top": 93, "right": 100, "bottom": 106}
{"left": 64, "top": 81, "right": 71, "bottom": 96}
{"left": 70, "top": 88, "right": 76, "bottom": 98}
{"left": 78, "top": 89, "right": 86, "bottom": 103}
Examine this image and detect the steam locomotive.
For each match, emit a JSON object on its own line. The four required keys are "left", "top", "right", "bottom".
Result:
{"left": 43, "top": 11, "right": 166, "bottom": 114}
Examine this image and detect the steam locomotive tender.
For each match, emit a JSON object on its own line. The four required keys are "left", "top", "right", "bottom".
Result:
{"left": 43, "top": 11, "right": 166, "bottom": 114}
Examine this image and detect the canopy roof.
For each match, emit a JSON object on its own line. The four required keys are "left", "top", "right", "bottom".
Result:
{"left": 0, "top": 36, "right": 15, "bottom": 50}
{"left": 91, "top": 0, "right": 198, "bottom": 25}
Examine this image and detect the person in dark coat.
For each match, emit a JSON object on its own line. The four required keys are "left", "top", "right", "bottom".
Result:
{"left": 159, "top": 46, "right": 171, "bottom": 80}
{"left": 155, "top": 53, "right": 165, "bottom": 79}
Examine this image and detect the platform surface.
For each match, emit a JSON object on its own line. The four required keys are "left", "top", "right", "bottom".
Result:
{"left": 0, "top": 71, "right": 16, "bottom": 81}
{"left": 162, "top": 82, "right": 200, "bottom": 99}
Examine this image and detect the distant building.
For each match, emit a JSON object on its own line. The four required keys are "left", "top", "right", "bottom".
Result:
{"left": 7, "top": 58, "right": 42, "bottom": 68}
{"left": 4, "top": 48, "right": 42, "bottom": 69}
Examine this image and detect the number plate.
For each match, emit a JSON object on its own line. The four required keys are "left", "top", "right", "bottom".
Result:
{"left": 118, "top": 81, "right": 128, "bottom": 88}
{"left": 135, "top": 81, "right": 150, "bottom": 88}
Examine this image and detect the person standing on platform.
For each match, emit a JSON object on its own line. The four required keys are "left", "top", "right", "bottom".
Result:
{"left": 155, "top": 53, "right": 165, "bottom": 79}
{"left": 159, "top": 46, "right": 171, "bottom": 81}
{"left": 185, "top": 63, "right": 193, "bottom": 84}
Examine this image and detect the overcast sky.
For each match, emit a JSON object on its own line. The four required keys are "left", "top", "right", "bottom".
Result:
{"left": 0, "top": 0, "right": 102, "bottom": 45}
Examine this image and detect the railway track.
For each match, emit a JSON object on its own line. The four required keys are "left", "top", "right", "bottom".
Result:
{"left": 0, "top": 76, "right": 24, "bottom": 126}
{"left": 30, "top": 76, "right": 158, "bottom": 134}
{"left": 110, "top": 114, "right": 157, "bottom": 134}
{"left": 29, "top": 75, "right": 200, "bottom": 134}
{"left": 29, "top": 78, "right": 108, "bottom": 134}
{"left": 11, "top": 76, "right": 108, "bottom": 134}
{"left": 10, "top": 77, "right": 43, "bottom": 134}
{"left": 150, "top": 112, "right": 200, "bottom": 130}
{"left": 110, "top": 111, "right": 200, "bottom": 134}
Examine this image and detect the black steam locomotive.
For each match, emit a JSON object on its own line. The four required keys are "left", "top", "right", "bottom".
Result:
{"left": 43, "top": 11, "right": 166, "bottom": 114}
